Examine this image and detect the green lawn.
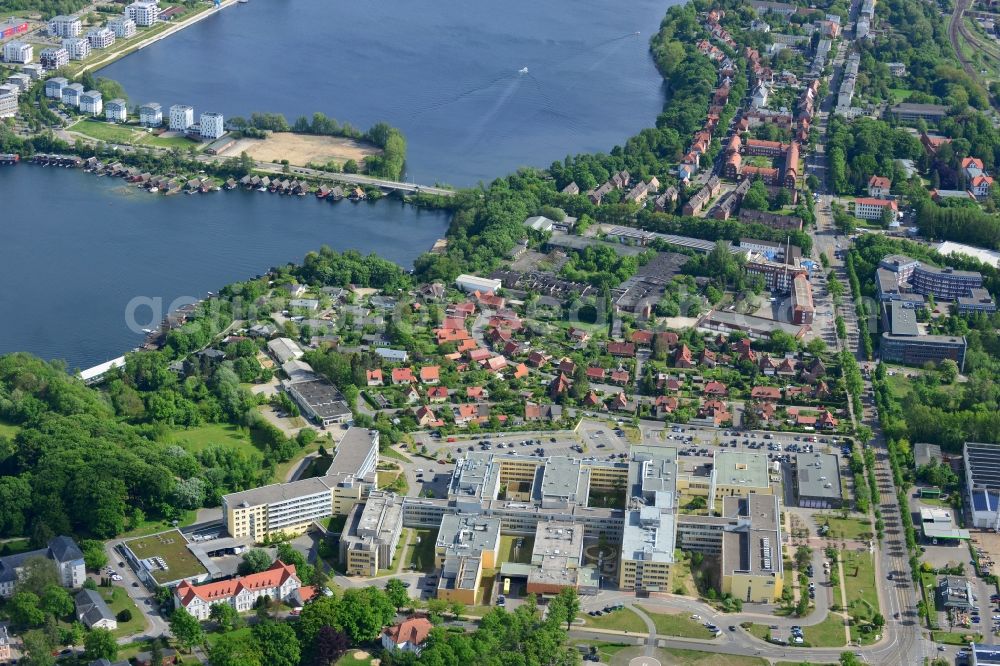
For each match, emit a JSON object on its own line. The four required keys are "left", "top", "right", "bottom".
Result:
{"left": 638, "top": 607, "right": 716, "bottom": 639}
{"left": 656, "top": 648, "right": 767, "bottom": 666}
{"left": 103, "top": 585, "right": 147, "bottom": 638}
{"left": 0, "top": 419, "right": 19, "bottom": 439}
{"left": 205, "top": 627, "right": 252, "bottom": 648}
{"left": 746, "top": 623, "right": 771, "bottom": 641}
{"left": 70, "top": 119, "right": 144, "bottom": 144}
{"left": 842, "top": 551, "right": 878, "bottom": 619}
{"left": 336, "top": 652, "right": 376, "bottom": 666}
{"left": 801, "top": 612, "right": 847, "bottom": 647}
{"left": 168, "top": 423, "right": 256, "bottom": 453}
{"left": 382, "top": 447, "right": 413, "bottom": 463}
{"left": 573, "top": 641, "right": 633, "bottom": 662}
{"left": 580, "top": 607, "right": 647, "bottom": 633}
{"left": 933, "top": 630, "right": 983, "bottom": 645}
{"left": 0, "top": 539, "right": 32, "bottom": 556}
{"left": 142, "top": 133, "right": 202, "bottom": 149}
{"left": 498, "top": 535, "right": 533, "bottom": 565}
{"left": 406, "top": 529, "right": 437, "bottom": 572}
{"left": 815, "top": 515, "right": 872, "bottom": 541}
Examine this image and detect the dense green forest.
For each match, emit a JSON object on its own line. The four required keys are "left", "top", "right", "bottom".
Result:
{"left": 0, "top": 0, "right": 89, "bottom": 19}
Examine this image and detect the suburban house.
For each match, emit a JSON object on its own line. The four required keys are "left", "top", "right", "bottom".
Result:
{"left": 868, "top": 175, "right": 890, "bottom": 198}
{"left": 75, "top": 589, "right": 117, "bottom": 630}
{"left": 381, "top": 616, "right": 433, "bottom": 654}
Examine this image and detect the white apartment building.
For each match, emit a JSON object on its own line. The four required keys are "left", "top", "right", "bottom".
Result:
{"left": 62, "top": 37, "right": 91, "bottom": 61}
{"left": 22, "top": 63, "right": 44, "bottom": 79}
{"left": 107, "top": 16, "right": 137, "bottom": 39}
{"left": 854, "top": 197, "right": 898, "bottom": 221}
{"left": 61, "top": 83, "right": 84, "bottom": 107}
{"left": 105, "top": 98, "right": 127, "bottom": 122}
{"left": 86, "top": 27, "right": 115, "bottom": 49}
{"left": 3, "top": 41, "right": 32, "bottom": 64}
{"left": 126, "top": 1, "right": 159, "bottom": 27}
{"left": 49, "top": 15, "right": 82, "bottom": 37}
{"left": 39, "top": 47, "right": 69, "bottom": 70}
{"left": 6, "top": 73, "right": 31, "bottom": 92}
{"left": 199, "top": 111, "right": 225, "bottom": 139}
{"left": 44, "top": 77, "right": 69, "bottom": 100}
{"left": 0, "top": 92, "right": 16, "bottom": 119}
{"left": 139, "top": 102, "right": 162, "bottom": 127}
{"left": 79, "top": 90, "right": 102, "bottom": 116}
{"left": 169, "top": 104, "right": 194, "bottom": 130}
{"left": 174, "top": 561, "right": 306, "bottom": 620}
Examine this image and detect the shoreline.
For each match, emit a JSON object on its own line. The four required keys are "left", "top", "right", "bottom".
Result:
{"left": 75, "top": 0, "right": 243, "bottom": 77}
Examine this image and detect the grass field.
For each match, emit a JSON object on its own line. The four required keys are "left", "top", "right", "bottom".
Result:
{"left": 168, "top": 423, "right": 256, "bottom": 452}
{"left": 123, "top": 530, "right": 207, "bottom": 584}
{"left": 406, "top": 529, "right": 437, "bottom": 572}
{"left": 842, "top": 551, "right": 878, "bottom": 618}
{"left": 103, "top": 585, "right": 146, "bottom": 638}
{"left": 0, "top": 419, "right": 20, "bottom": 439}
{"left": 933, "top": 630, "right": 983, "bottom": 644}
{"left": 70, "top": 119, "right": 141, "bottom": 144}
{"left": 816, "top": 515, "right": 871, "bottom": 541}
{"left": 656, "top": 648, "right": 767, "bottom": 666}
{"left": 0, "top": 539, "right": 32, "bottom": 556}
{"left": 580, "top": 607, "right": 647, "bottom": 633}
{"left": 746, "top": 623, "right": 770, "bottom": 641}
{"left": 801, "top": 612, "right": 847, "bottom": 647}
{"left": 639, "top": 607, "right": 716, "bottom": 639}
{"left": 336, "top": 652, "right": 376, "bottom": 666}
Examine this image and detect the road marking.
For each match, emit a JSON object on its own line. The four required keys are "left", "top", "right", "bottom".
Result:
{"left": 629, "top": 657, "right": 660, "bottom": 666}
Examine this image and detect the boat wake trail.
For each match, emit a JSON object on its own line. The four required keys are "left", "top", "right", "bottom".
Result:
{"left": 460, "top": 75, "right": 524, "bottom": 151}
{"left": 410, "top": 70, "right": 517, "bottom": 119}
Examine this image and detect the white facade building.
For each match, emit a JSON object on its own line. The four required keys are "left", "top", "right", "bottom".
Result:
{"left": 49, "top": 15, "right": 82, "bottom": 37}
{"left": 61, "top": 82, "right": 84, "bottom": 107}
{"left": 5, "top": 73, "right": 31, "bottom": 92}
{"left": 3, "top": 41, "right": 33, "bottom": 64}
{"left": 455, "top": 274, "right": 502, "bottom": 294}
{"left": 174, "top": 561, "right": 305, "bottom": 620}
{"left": 126, "top": 1, "right": 159, "bottom": 27}
{"left": 199, "top": 111, "right": 224, "bottom": 139}
{"left": 105, "top": 98, "right": 127, "bottom": 122}
{"left": 86, "top": 27, "right": 115, "bottom": 49}
{"left": 854, "top": 197, "right": 897, "bottom": 221}
{"left": 39, "top": 47, "right": 69, "bottom": 70}
{"left": 62, "top": 37, "right": 91, "bottom": 60}
{"left": 44, "top": 77, "right": 69, "bottom": 100}
{"left": 0, "top": 92, "right": 16, "bottom": 119}
{"left": 79, "top": 90, "right": 103, "bottom": 116}
{"left": 107, "top": 16, "right": 137, "bottom": 38}
{"left": 22, "top": 63, "right": 44, "bottom": 79}
{"left": 139, "top": 102, "right": 162, "bottom": 127}
{"left": 169, "top": 104, "right": 194, "bottom": 130}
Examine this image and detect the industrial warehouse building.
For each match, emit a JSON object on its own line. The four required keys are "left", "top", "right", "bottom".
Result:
{"left": 965, "top": 442, "right": 1000, "bottom": 529}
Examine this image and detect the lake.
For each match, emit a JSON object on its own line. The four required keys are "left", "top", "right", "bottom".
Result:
{"left": 99, "top": 0, "right": 670, "bottom": 185}
{"left": 0, "top": 165, "right": 449, "bottom": 368}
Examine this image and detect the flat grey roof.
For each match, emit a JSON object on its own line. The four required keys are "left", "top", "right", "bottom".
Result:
{"left": 328, "top": 428, "right": 378, "bottom": 477}
{"left": 721, "top": 494, "right": 782, "bottom": 577}
{"left": 714, "top": 451, "right": 770, "bottom": 488}
{"left": 436, "top": 514, "right": 501, "bottom": 558}
{"left": 539, "top": 456, "right": 587, "bottom": 503}
{"left": 702, "top": 309, "right": 807, "bottom": 337}
{"left": 887, "top": 301, "right": 919, "bottom": 336}
{"left": 223, "top": 476, "right": 331, "bottom": 509}
{"left": 796, "top": 453, "right": 842, "bottom": 500}
{"left": 286, "top": 379, "right": 351, "bottom": 420}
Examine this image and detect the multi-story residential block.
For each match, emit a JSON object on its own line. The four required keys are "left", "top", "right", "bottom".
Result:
{"left": 86, "top": 27, "right": 115, "bottom": 49}
{"left": 881, "top": 332, "right": 967, "bottom": 371}
{"left": 5, "top": 73, "right": 30, "bottom": 92}
{"left": 879, "top": 254, "right": 920, "bottom": 284}
{"left": 912, "top": 264, "right": 983, "bottom": 300}
{"left": 61, "top": 82, "right": 84, "bottom": 107}
{"left": 107, "top": 16, "right": 137, "bottom": 38}
{"left": 39, "top": 47, "right": 69, "bottom": 70}
{"left": 854, "top": 197, "right": 898, "bottom": 222}
{"left": 957, "top": 288, "right": 997, "bottom": 315}
{"left": 3, "top": 40, "right": 32, "bottom": 64}
{"left": 62, "top": 37, "right": 91, "bottom": 60}
{"left": 105, "top": 98, "right": 127, "bottom": 123}
{"left": 126, "top": 0, "right": 159, "bottom": 27}
{"left": 0, "top": 92, "right": 17, "bottom": 119}
{"left": 199, "top": 111, "right": 225, "bottom": 139}
{"left": 79, "top": 90, "right": 102, "bottom": 115}
{"left": 339, "top": 491, "right": 404, "bottom": 576}
{"left": 139, "top": 102, "right": 162, "bottom": 127}
{"left": 44, "top": 76, "right": 69, "bottom": 100}
{"left": 21, "top": 63, "right": 44, "bottom": 79}
{"left": 168, "top": 104, "right": 194, "bottom": 130}
{"left": 0, "top": 536, "right": 85, "bottom": 598}
{"left": 222, "top": 428, "right": 379, "bottom": 540}
{"left": 174, "top": 560, "right": 310, "bottom": 620}
{"left": 49, "top": 15, "right": 82, "bottom": 37}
